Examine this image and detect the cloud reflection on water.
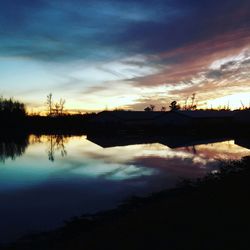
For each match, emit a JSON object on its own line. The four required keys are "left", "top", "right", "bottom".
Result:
{"left": 0, "top": 134, "right": 250, "bottom": 243}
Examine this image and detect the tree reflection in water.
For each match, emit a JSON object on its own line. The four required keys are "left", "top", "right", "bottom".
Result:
{"left": 0, "top": 134, "right": 68, "bottom": 163}
{"left": 0, "top": 134, "right": 29, "bottom": 162}
{"left": 46, "top": 135, "right": 67, "bottom": 162}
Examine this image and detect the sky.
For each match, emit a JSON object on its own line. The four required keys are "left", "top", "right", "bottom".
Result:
{"left": 0, "top": 0, "right": 250, "bottom": 113}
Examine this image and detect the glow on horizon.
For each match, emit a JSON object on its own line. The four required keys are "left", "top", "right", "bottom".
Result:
{"left": 26, "top": 95, "right": 141, "bottom": 114}
{"left": 206, "top": 92, "right": 250, "bottom": 110}
{"left": 27, "top": 90, "right": 250, "bottom": 114}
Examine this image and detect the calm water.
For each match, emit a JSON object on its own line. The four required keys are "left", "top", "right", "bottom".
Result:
{"left": 0, "top": 134, "right": 249, "bottom": 243}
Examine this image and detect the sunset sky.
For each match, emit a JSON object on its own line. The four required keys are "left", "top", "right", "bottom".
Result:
{"left": 1, "top": 0, "right": 250, "bottom": 113}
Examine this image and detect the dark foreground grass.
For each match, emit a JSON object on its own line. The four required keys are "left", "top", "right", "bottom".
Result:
{"left": 3, "top": 157, "right": 250, "bottom": 250}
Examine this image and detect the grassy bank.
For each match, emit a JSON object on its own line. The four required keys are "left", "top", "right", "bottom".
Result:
{"left": 3, "top": 157, "right": 250, "bottom": 250}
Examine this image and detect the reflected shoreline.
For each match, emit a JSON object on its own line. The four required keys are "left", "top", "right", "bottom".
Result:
{"left": 1, "top": 132, "right": 250, "bottom": 162}
{"left": 0, "top": 134, "right": 29, "bottom": 163}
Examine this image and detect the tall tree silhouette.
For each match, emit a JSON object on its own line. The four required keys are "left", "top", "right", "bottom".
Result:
{"left": 46, "top": 93, "right": 53, "bottom": 116}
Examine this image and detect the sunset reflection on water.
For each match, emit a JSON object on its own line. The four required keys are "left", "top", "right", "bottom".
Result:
{"left": 0, "top": 134, "right": 249, "bottom": 243}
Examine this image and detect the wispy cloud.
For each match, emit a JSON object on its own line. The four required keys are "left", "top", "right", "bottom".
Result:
{"left": 0, "top": 0, "right": 250, "bottom": 110}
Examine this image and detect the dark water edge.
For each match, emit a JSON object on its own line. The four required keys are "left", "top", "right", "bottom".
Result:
{"left": 1, "top": 111, "right": 250, "bottom": 135}
{"left": 2, "top": 157, "right": 250, "bottom": 250}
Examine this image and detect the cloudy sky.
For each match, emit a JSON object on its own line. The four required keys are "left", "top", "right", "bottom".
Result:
{"left": 1, "top": 0, "right": 250, "bottom": 112}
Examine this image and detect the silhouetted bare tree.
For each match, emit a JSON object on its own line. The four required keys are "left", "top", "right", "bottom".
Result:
{"left": 46, "top": 93, "right": 53, "bottom": 116}
{"left": 46, "top": 94, "right": 66, "bottom": 116}
{"left": 59, "top": 98, "right": 66, "bottom": 115}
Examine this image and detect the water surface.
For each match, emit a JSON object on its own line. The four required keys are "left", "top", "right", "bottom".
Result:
{"left": 0, "top": 134, "right": 249, "bottom": 243}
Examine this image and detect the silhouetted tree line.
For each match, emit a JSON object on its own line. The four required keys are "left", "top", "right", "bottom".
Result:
{"left": 144, "top": 92, "right": 250, "bottom": 112}
{"left": 144, "top": 93, "right": 197, "bottom": 112}
{"left": 0, "top": 97, "right": 26, "bottom": 118}
{"left": 0, "top": 95, "right": 99, "bottom": 132}
{"left": 0, "top": 97, "right": 27, "bottom": 129}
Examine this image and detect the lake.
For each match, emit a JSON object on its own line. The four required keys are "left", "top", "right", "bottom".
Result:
{"left": 0, "top": 134, "right": 249, "bottom": 243}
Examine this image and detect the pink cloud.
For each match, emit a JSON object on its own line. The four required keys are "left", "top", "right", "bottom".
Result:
{"left": 132, "top": 28, "right": 250, "bottom": 87}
